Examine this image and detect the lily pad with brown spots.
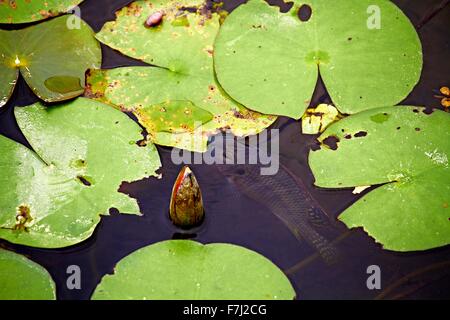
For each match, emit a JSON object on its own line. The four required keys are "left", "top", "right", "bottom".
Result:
{"left": 0, "top": 0, "right": 83, "bottom": 24}
{"left": 90, "top": 0, "right": 275, "bottom": 152}
{"left": 309, "top": 106, "right": 450, "bottom": 251}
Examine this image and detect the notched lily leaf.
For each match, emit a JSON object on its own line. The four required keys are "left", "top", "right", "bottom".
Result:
{"left": 0, "top": 98, "right": 161, "bottom": 248}
{"left": 91, "top": 0, "right": 275, "bottom": 152}
{"left": 0, "top": 15, "right": 101, "bottom": 108}
{"left": 309, "top": 106, "right": 450, "bottom": 251}
{"left": 91, "top": 240, "right": 296, "bottom": 300}
{"left": 214, "top": 0, "right": 422, "bottom": 118}
{"left": 302, "top": 104, "right": 341, "bottom": 134}
{"left": 0, "top": 0, "right": 84, "bottom": 24}
{"left": 0, "top": 249, "right": 55, "bottom": 300}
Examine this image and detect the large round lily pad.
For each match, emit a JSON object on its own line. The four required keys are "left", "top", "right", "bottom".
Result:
{"left": 0, "top": 98, "right": 161, "bottom": 248}
{"left": 92, "top": 240, "right": 295, "bottom": 300}
{"left": 0, "top": 15, "right": 101, "bottom": 108}
{"left": 214, "top": 0, "right": 422, "bottom": 118}
{"left": 90, "top": 0, "right": 275, "bottom": 152}
{"left": 309, "top": 106, "right": 450, "bottom": 251}
{"left": 0, "top": 249, "right": 55, "bottom": 300}
{"left": 0, "top": 0, "right": 83, "bottom": 24}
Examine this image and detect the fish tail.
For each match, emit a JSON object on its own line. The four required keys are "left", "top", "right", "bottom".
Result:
{"left": 303, "top": 229, "right": 340, "bottom": 265}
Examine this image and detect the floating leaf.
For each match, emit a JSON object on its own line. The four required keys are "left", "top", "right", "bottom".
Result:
{"left": 0, "top": 98, "right": 161, "bottom": 248}
{"left": 302, "top": 104, "right": 341, "bottom": 134}
{"left": 90, "top": 0, "right": 275, "bottom": 152}
{"left": 309, "top": 106, "right": 450, "bottom": 251}
{"left": 0, "top": 249, "right": 55, "bottom": 300}
{"left": 0, "top": 15, "right": 101, "bottom": 108}
{"left": 0, "top": 0, "right": 83, "bottom": 24}
{"left": 214, "top": 0, "right": 422, "bottom": 118}
{"left": 91, "top": 240, "right": 295, "bottom": 300}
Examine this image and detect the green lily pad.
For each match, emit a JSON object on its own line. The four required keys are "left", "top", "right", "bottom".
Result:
{"left": 0, "top": 15, "right": 101, "bottom": 108}
{"left": 0, "top": 0, "right": 83, "bottom": 24}
{"left": 0, "top": 98, "right": 161, "bottom": 248}
{"left": 90, "top": 0, "right": 275, "bottom": 152}
{"left": 214, "top": 0, "right": 422, "bottom": 118}
{"left": 0, "top": 249, "right": 55, "bottom": 300}
{"left": 91, "top": 240, "right": 295, "bottom": 300}
{"left": 309, "top": 106, "right": 450, "bottom": 251}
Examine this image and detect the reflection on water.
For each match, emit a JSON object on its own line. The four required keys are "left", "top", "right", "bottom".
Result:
{"left": 0, "top": 0, "right": 449, "bottom": 300}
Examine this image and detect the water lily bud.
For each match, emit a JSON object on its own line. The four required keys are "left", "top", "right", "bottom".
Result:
{"left": 169, "top": 166, "right": 204, "bottom": 229}
{"left": 144, "top": 11, "right": 164, "bottom": 28}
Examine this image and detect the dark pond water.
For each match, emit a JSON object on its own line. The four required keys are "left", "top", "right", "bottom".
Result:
{"left": 0, "top": 0, "right": 449, "bottom": 300}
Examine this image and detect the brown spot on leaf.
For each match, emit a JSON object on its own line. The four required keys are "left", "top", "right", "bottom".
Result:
{"left": 233, "top": 111, "right": 245, "bottom": 119}
{"left": 77, "top": 176, "right": 93, "bottom": 187}
{"left": 297, "top": 4, "right": 312, "bottom": 22}
{"left": 322, "top": 136, "right": 340, "bottom": 150}
{"left": 354, "top": 131, "right": 367, "bottom": 138}
{"left": 136, "top": 138, "right": 148, "bottom": 147}
{"left": 13, "top": 205, "right": 33, "bottom": 232}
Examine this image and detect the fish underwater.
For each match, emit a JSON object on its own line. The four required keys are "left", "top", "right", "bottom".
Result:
{"left": 214, "top": 135, "right": 340, "bottom": 265}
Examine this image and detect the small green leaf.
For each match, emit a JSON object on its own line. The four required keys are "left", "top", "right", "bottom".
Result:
{"left": 91, "top": 240, "right": 296, "bottom": 300}
{"left": 0, "top": 0, "right": 83, "bottom": 24}
{"left": 91, "top": 0, "right": 275, "bottom": 152}
{"left": 0, "top": 249, "right": 55, "bottom": 300}
{"left": 0, "top": 98, "right": 161, "bottom": 248}
{"left": 214, "top": 0, "right": 422, "bottom": 118}
{"left": 309, "top": 106, "right": 450, "bottom": 251}
{"left": 0, "top": 15, "right": 101, "bottom": 107}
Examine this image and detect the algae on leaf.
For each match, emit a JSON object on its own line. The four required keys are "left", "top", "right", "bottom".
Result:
{"left": 214, "top": 0, "right": 422, "bottom": 118}
{"left": 309, "top": 107, "right": 450, "bottom": 251}
{"left": 0, "top": 0, "right": 83, "bottom": 24}
{"left": 0, "top": 98, "right": 161, "bottom": 248}
{"left": 90, "top": 0, "right": 276, "bottom": 152}
{"left": 0, "top": 249, "right": 56, "bottom": 300}
{"left": 92, "top": 240, "right": 296, "bottom": 300}
{"left": 0, "top": 15, "right": 101, "bottom": 108}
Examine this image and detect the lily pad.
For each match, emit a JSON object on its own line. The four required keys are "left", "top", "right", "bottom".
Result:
{"left": 0, "top": 98, "right": 161, "bottom": 248}
{"left": 214, "top": 0, "right": 422, "bottom": 118}
{"left": 90, "top": 0, "right": 275, "bottom": 152}
{"left": 91, "top": 240, "right": 295, "bottom": 300}
{"left": 0, "top": 0, "right": 83, "bottom": 24}
{"left": 309, "top": 106, "right": 450, "bottom": 251}
{"left": 0, "top": 15, "right": 101, "bottom": 108}
{"left": 0, "top": 249, "right": 55, "bottom": 300}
